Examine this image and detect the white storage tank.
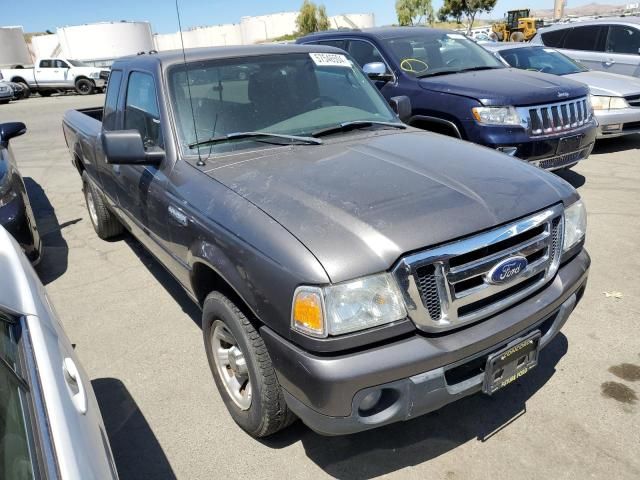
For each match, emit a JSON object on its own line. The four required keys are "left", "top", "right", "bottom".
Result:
{"left": 240, "top": 12, "right": 298, "bottom": 44}
{"left": 0, "top": 26, "right": 32, "bottom": 67}
{"left": 57, "top": 21, "right": 154, "bottom": 64}
{"left": 329, "top": 13, "right": 375, "bottom": 30}
{"left": 30, "top": 34, "right": 61, "bottom": 60}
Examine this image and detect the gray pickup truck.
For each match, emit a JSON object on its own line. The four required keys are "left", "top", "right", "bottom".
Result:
{"left": 62, "top": 45, "right": 590, "bottom": 437}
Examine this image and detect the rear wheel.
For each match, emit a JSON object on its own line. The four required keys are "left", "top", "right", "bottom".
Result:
{"left": 82, "top": 172, "right": 123, "bottom": 239}
{"left": 510, "top": 31, "right": 526, "bottom": 42}
{"left": 202, "top": 292, "right": 295, "bottom": 437}
{"left": 75, "top": 78, "right": 94, "bottom": 95}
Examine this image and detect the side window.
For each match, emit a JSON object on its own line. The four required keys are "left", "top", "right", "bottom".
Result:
{"left": 124, "top": 72, "right": 163, "bottom": 149}
{"left": 103, "top": 70, "right": 123, "bottom": 131}
{"left": 563, "top": 26, "right": 606, "bottom": 51}
{"left": 54, "top": 60, "right": 68, "bottom": 69}
{"left": 541, "top": 29, "right": 568, "bottom": 48}
{"left": 315, "top": 39, "right": 347, "bottom": 51}
{"left": 347, "top": 40, "right": 385, "bottom": 68}
{"left": 39, "top": 60, "right": 52, "bottom": 68}
{"left": 606, "top": 25, "right": 640, "bottom": 54}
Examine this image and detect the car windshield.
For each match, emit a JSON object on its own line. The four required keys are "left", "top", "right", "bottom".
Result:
{"left": 168, "top": 52, "right": 400, "bottom": 155}
{"left": 381, "top": 31, "right": 505, "bottom": 78}
{"left": 67, "top": 59, "right": 90, "bottom": 67}
{"left": 498, "top": 47, "right": 587, "bottom": 75}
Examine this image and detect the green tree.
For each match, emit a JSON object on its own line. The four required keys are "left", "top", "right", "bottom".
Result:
{"left": 395, "top": 0, "right": 435, "bottom": 26}
{"left": 296, "top": 1, "right": 331, "bottom": 35}
{"left": 438, "top": 0, "right": 497, "bottom": 33}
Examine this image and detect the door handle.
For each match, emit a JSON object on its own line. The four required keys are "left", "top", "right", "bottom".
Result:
{"left": 112, "top": 165, "right": 121, "bottom": 175}
{"left": 604, "top": 59, "right": 616, "bottom": 66}
{"left": 63, "top": 357, "right": 88, "bottom": 415}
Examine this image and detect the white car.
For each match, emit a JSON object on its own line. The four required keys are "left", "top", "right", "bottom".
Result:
{"left": 0, "top": 58, "right": 109, "bottom": 97}
{"left": 0, "top": 226, "right": 118, "bottom": 479}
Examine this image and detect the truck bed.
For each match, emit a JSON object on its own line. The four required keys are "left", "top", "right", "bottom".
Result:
{"left": 62, "top": 107, "right": 103, "bottom": 167}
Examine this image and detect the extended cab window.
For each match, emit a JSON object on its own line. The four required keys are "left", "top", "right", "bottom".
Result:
{"left": 606, "top": 25, "right": 640, "bottom": 54}
{"left": 563, "top": 26, "right": 606, "bottom": 51}
{"left": 103, "top": 70, "right": 123, "bottom": 131}
{"left": 124, "top": 72, "right": 163, "bottom": 149}
{"left": 540, "top": 29, "right": 568, "bottom": 48}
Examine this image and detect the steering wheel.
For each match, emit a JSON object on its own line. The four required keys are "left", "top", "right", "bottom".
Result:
{"left": 400, "top": 58, "right": 429, "bottom": 74}
{"left": 446, "top": 58, "right": 463, "bottom": 68}
{"left": 308, "top": 96, "right": 339, "bottom": 108}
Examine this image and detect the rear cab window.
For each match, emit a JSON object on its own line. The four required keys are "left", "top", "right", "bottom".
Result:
{"left": 540, "top": 29, "right": 568, "bottom": 47}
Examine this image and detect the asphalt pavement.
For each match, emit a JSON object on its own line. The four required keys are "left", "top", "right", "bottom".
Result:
{"left": 1, "top": 94, "right": 639, "bottom": 480}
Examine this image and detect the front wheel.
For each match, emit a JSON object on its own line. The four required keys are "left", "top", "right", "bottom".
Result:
{"left": 18, "top": 82, "right": 30, "bottom": 98}
{"left": 75, "top": 78, "right": 94, "bottom": 95}
{"left": 202, "top": 292, "right": 295, "bottom": 437}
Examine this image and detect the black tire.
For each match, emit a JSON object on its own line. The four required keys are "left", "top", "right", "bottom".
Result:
{"left": 202, "top": 292, "right": 295, "bottom": 438}
{"left": 510, "top": 31, "right": 526, "bottom": 42}
{"left": 39, "top": 90, "right": 52, "bottom": 97}
{"left": 75, "top": 78, "right": 94, "bottom": 95}
{"left": 82, "top": 172, "right": 123, "bottom": 239}
{"left": 18, "top": 82, "right": 30, "bottom": 98}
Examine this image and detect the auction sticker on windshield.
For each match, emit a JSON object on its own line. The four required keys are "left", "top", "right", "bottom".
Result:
{"left": 309, "top": 53, "right": 351, "bottom": 67}
{"left": 447, "top": 33, "right": 466, "bottom": 40}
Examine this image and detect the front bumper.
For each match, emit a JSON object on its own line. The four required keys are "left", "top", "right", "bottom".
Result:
{"left": 262, "top": 249, "right": 590, "bottom": 435}
{"left": 595, "top": 108, "right": 640, "bottom": 138}
{"left": 464, "top": 120, "right": 597, "bottom": 170}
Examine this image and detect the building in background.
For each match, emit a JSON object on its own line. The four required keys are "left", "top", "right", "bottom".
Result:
{"left": 0, "top": 26, "right": 32, "bottom": 67}
{"left": 2, "top": 12, "right": 374, "bottom": 66}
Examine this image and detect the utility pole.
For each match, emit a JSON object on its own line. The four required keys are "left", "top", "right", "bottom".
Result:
{"left": 554, "top": 0, "right": 566, "bottom": 19}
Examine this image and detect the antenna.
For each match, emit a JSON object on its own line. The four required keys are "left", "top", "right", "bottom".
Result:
{"left": 175, "top": 0, "right": 205, "bottom": 167}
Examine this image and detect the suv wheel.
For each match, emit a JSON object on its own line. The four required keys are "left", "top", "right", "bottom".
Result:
{"left": 202, "top": 292, "right": 295, "bottom": 437}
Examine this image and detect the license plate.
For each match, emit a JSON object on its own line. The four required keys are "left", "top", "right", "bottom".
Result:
{"left": 557, "top": 135, "right": 582, "bottom": 155}
{"left": 482, "top": 331, "right": 541, "bottom": 395}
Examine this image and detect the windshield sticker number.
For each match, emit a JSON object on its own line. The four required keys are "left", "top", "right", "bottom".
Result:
{"left": 447, "top": 33, "right": 466, "bottom": 40}
{"left": 309, "top": 53, "right": 351, "bottom": 67}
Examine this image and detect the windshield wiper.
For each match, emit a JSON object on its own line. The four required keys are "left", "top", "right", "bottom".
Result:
{"left": 311, "top": 121, "right": 406, "bottom": 138}
{"left": 418, "top": 66, "right": 501, "bottom": 78}
{"left": 189, "top": 131, "right": 323, "bottom": 149}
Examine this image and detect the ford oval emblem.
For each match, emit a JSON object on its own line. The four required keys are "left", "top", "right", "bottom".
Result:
{"left": 487, "top": 256, "right": 528, "bottom": 285}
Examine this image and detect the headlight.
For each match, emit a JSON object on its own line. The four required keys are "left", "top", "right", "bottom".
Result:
{"left": 472, "top": 106, "right": 520, "bottom": 126}
{"left": 0, "top": 174, "right": 17, "bottom": 208}
{"left": 291, "top": 273, "right": 406, "bottom": 337}
{"left": 563, "top": 200, "right": 587, "bottom": 252}
{"left": 89, "top": 72, "right": 100, "bottom": 79}
{"left": 590, "top": 95, "right": 629, "bottom": 110}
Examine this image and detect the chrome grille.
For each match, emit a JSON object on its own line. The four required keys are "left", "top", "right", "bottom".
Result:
{"left": 393, "top": 205, "right": 564, "bottom": 332}
{"left": 625, "top": 94, "right": 640, "bottom": 107}
{"left": 518, "top": 97, "right": 591, "bottom": 136}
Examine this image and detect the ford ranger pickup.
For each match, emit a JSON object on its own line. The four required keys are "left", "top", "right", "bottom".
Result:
{"left": 62, "top": 45, "right": 590, "bottom": 437}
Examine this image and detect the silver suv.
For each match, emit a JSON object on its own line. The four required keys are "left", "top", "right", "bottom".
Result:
{"left": 531, "top": 18, "right": 640, "bottom": 77}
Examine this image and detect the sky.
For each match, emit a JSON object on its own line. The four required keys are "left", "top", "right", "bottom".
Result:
{"left": 1, "top": 0, "right": 628, "bottom": 34}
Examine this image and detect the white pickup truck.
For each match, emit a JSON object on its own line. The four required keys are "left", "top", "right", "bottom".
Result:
{"left": 0, "top": 58, "right": 109, "bottom": 97}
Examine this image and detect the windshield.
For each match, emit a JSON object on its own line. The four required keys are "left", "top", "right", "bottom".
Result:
{"left": 67, "top": 59, "right": 90, "bottom": 67}
{"left": 498, "top": 47, "right": 587, "bottom": 75}
{"left": 168, "top": 52, "right": 399, "bottom": 155}
{"left": 382, "top": 31, "right": 504, "bottom": 77}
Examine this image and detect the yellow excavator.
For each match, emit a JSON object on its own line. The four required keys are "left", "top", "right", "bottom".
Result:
{"left": 491, "top": 9, "right": 544, "bottom": 42}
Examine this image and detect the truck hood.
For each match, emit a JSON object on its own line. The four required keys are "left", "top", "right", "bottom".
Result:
{"left": 419, "top": 68, "right": 589, "bottom": 106}
{"left": 206, "top": 131, "right": 577, "bottom": 283}
{"left": 564, "top": 70, "right": 640, "bottom": 97}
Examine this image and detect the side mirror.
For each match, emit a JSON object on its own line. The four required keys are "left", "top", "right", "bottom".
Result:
{"left": 0, "top": 122, "right": 27, "bottom": 143}
{"left": 389, "top": 96, "right": 412, "bottom": 123}
{"left": 101, "top": 130, "right": 164, "bottom": 165}
{"left": 363, "top": 62, "right": 393, "bottom": 82}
